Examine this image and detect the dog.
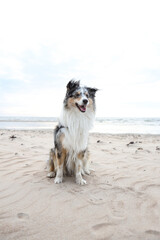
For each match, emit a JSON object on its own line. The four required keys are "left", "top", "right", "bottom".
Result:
{"left": 47, "top": 80, "right": 98, "bottom": 185}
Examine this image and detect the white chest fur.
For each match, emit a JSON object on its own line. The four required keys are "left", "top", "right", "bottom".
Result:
{"left": 59, "top": 107, "right": 95, "bottom": 153}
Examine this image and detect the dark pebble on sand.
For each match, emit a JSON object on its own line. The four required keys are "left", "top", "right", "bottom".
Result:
{"left": 97, "top": 140, "right": 101, "bottom": 143}
{"left": 137, "top": 148, "right": 143, "bottom": 150}
{"left": 156, "top": 146, "right": 160, "bottom": 150}
{"left": 9, "top": 135, "right": 17, "bottom": 140}
{"left": 127, "top": 141, "right": 135, "bottom": 146}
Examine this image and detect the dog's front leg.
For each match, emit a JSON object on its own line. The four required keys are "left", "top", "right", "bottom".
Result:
{"left": 55, "top": 148, "right": 66, "bottom": 184}
{"left": 75, "top": 154, "right": 87, "bottom": 185}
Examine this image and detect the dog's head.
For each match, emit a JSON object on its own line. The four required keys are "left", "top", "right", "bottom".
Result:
{"left": 64, "top": 80, "right": 98, "bottom": 113}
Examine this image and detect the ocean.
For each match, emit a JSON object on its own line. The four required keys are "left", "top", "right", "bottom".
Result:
{"left": 0, "top": 116, "right": 160, "bottom": 134}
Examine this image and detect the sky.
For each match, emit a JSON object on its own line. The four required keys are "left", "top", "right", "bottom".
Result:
{"left": 0, "top": 0, "right": 160, "bottom": 118}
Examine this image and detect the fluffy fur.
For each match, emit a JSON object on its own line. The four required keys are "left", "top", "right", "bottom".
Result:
{"left": 47, "top": 80, "right": 98, "bottom": 185}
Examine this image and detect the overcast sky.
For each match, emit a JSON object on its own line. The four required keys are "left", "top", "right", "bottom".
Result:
{"left": 0, "top": 0, "right": 160, "bottom": 117}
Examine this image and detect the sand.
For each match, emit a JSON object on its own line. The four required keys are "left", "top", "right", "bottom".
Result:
{"left": 0, "top": 129, "right": 160, "bottom": 240}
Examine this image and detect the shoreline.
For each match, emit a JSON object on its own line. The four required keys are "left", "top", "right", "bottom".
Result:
{"left": 1, "top": 128, "right": 160, "bottom": 136}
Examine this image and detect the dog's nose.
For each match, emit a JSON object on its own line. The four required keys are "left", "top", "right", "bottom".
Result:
{"left": 83, "top": 99, "right": 88, "bottom": 105}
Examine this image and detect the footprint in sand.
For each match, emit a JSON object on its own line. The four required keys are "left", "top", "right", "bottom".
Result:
{"left": 146, "top": 230, "right": 160, "bottom": 236}
{"left": 92, "top": 223, "right": 114, "bottom": 238}
{"left": 88, "top": 188, "right": 107, "bottom": 205}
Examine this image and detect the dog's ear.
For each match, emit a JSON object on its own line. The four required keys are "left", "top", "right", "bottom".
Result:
{"left": 87, "top": 87, "right": 98, "bottom": 97}
{"left": 66, "top": 80, "right": 80, "bottom": 92}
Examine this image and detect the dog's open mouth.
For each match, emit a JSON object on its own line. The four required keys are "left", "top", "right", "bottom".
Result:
{"left": 76, "top": 103, "right": 87, "bottom": 113}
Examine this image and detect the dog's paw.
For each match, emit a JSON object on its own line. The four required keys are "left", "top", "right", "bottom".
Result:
{"left": 81, "top": 169, "right": 85, "bottom": 176}
{"left": 47, "top": 172, "right": 55, "bottom": 178}
{"left": 84, "top": 169, "right": 90, "bottom": 175}
{"left": 54, "top": 177, "right": 63, "bottom": 184}
{"left": 76, "top": 177, "right": 87, "bottom": 185}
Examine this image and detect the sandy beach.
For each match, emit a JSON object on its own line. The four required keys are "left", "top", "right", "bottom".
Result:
{"left": 0, "top": 129, "right": 160, "bottom": 240}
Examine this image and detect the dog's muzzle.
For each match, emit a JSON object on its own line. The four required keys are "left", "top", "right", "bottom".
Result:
{"left": 76, "top": 99, "right": 88, "bottom": 113}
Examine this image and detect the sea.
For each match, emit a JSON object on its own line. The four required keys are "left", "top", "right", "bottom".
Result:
{"left": 0, "top": 116, "right": 160, "bottom": 134}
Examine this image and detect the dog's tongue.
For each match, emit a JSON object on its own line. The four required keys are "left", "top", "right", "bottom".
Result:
{"left": 80, "top": 105, "right": 86, "bottom": 112}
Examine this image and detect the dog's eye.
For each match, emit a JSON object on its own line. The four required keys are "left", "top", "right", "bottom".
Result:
{"left": 85, "top": 93, "right": 89, "bottom": 98}
{"left": 75, "top": 93, "right": 80, "bottom": 98}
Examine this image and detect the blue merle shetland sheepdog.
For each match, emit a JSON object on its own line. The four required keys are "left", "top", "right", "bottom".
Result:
{"left": 47, "top": 80, "right": 98, "bottom": 185}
